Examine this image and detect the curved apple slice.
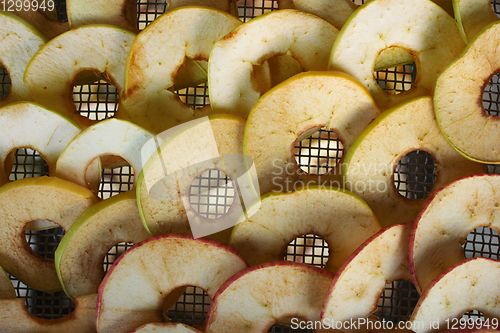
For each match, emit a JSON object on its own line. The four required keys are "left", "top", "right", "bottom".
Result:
{"left": 122, "top": 7, "right": 242, "bottom": 134}
{"left": 0, "top": 294, "right": 97, "bottom": 333}
{"left": 10, "top": 1, "right": 69, "bottom": 39}
{"left": 55, "top": 190, "right": 150, "bottom": 299}
{"left": 130, "top": 323, "right": 202, "bottom": 333}
{"left": 55, "top": 118, "right": 154, "bottom": 191}
{"left": 0, "top": 12, "right": 46, "bottom": 107}
{"left": 205, "top": 261, "right": 334, "bottom": 332}
{"left": 434, "top": 21, "right": 500, "bottom": 163}
{"left": 0, "top": 102, "right": 81, "bottom": 186}
{"left": 321, "top": 223, "right": 411, "bottom": 324}
{"left": 329, "top": 0, "right": 465, "bottom": 111}
{"left": 342, "top": 97, "right": 485, "bottom": 228}
{"left": 96, "top": 234, "right": 247, "bottom": 333}
{"left": 209, "top": 9, "right": 339, "bottom": 118}
{"left": 0, "top": 265, "right": 15, "bottom": 300}
{"left": 410, "top": 175, "right": 500, "bottom": 293}
{"left": 229, "top": 187, "right": 381, "bottom": 273}
{"left": 0, "top": 177, "right": 98, "bottom": 293}
{"left": 24, "top": 25, "right": 136, "bottom": 128}
{"left": 67, "top": 0, "right": 138, "bottom": 32}
{"left": 453, "top": 0, "right": 498, "bottom": 43}
{"left": 410, "top": 258, "right": 500, "bottom": 333}
{"left": 244, "top": 71, "right": 379, "bottom": 195}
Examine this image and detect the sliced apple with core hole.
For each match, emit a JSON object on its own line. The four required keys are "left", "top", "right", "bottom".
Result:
{"left": 24, "top": 25, "right": 136, "bottom": 128}
{"left": 0, "top": 177, "right": 98, "bottom": 293}
{"left": 329, "top": 0, "right": 465, "bottom": 111}
{"left": 0, "top": 265, "right": 15, "bottom": 300}
{"left": 0, "top": 12, "right": 46, "bottom": 107}
{"left": 244, "top": 71, "right": 379, "bottom": 195}
{"left": 205, "top": 261, "right": 334, "bottom": 332}
{"left": 434, "top": 21, "right": 500, "bottom": 163}
{"left": 55, "top": 190, "right": 150, "bottom": 299}
{"left": 0, "top": 294, "right": 97, "bottom": 333}
{"left": 96, "top": 234, "right": 247, "bottom": 333}
{"left": 410, "top": 175, "right": 500, "bottom": 293}
{"left": 342, "top": 97, "right": 485, "bottom": 228}
{"left": 130, "top": 323, "right": 202, "bottom": 333}
{"left": 208, "top": 9, "right": 339, "bottom": 118}
{"left": 321, "top": 222, "right": 412, "bottom": 326}
{"left": 453, "top": 0, "right": 499, "bottom": 43}
{"left": 9, "top": 1, "right": 69, "bottom": 39}
{"left": 122, "top": 7, "right": 242, "bottom": 134}
{"left": 229, "top": 186, "right": 381, "bottom": 273}
{"left": 410, "top": 258, "right": 500, "bottom": 333}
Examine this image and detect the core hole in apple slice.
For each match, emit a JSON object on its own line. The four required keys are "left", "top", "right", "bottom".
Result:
{"left": 96, "top": 158, "right": 135, "bottom": 199}
{"left": 0, "top": 65, "right": 10, "bottom": 100}
{"left": 284, "top": 234, "right": 329, "bottom": 269}
{"left": 176, "top": 82, "right": 210, "bottom": 110}
{"left": 374, "top": 48, "right": 417, "bottom": 95}
{"left": 393, "top": 150, "right": 437, "bottom": 200}
{"left": 482, "top": 72, "right": 500, "bottom": 117}
{"left": 9, "top": 148, "right": 49, "bottom": 181}
{"left": 73, "top": 79, "right": 119, "bottom": 121}
{"left": 293, "top": 128, "right": 344, "bottom": 176}
{"left": 463, "top": 226, "right": 500, "bottom": 260}
{"left": 374, "top": 279, "right": 420, "bottom": 323}
{"left": 165, "top": 286, "right": 211, "bottom": 329}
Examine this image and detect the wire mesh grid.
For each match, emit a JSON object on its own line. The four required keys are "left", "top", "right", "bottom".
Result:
{"left": 73, "top": 80, "right": 119, "bottom": 121}
{"left": 375, "top": 63, "right": 417, "bottom": 94}
{"left": 294, "top": 129, "right": 344, "bottom": 175}
{"left": 189, "top": 169, "right": 235, "bottom": 219}
{"left": 393, "top": 151, "right": 437, "bottom": 200}
{"left": 484, "top": 73, "right": 500, "bottom": 117}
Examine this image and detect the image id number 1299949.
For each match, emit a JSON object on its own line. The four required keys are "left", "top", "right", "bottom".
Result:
{"left": 2, "top": 0, "right": 55, "bottom": 12}
{"left": 446, "top": 317, "right": 499, "bottom": 330}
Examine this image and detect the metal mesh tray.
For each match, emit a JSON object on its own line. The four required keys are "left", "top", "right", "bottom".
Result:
{"left": 2, "top": 0, "right": 500, "bottom": 331}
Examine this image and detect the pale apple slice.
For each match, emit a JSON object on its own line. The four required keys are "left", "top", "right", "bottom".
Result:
{"left": 122, "top": 7, "right": 242, "bottom": 134}
{"left": 24, "top": 25, "right": 136, "bottom": 128}
{"left": 0, "top": 265, "right": 15, "bottom": 300}
{"left": 342, "top": 97, "right": 485, "bottom": 228}
{"left": 55, "top": 190, "right": 150, "bottom": 299}
{"left": 410, "top": 258, "right": 500, "bottom": 333}
{"left": 11, "top": 1, "right": 69, "bottom": 39}
{"left": 67, "top": 0, "right": 138, "bottom": 32}
{"left": 329, "top": 0, "right": 465, "bottom": 111}
{"left": 0, "top": 177, "right": 98, "bottom": 293}
{"left": 229, "top": 187, "right": 381, "bottom": 273}
{"left": 205, "top": 261, "right": 334, "bottom": 332}
{"left": 434, "top": 21, "right": 500, "bottom": 163}
{"left": 321, "top": 222, "right": 412, "bottom": 325}
{"left": 169, "top": 0, "right": 238, "bottom": 16}
{"left": 0, "top": 12, "right": 46, "bottom": 107}
{"left": 244, "top": 71, "right": 379, "bottom": 195}
{"left": 209, "top": 9, "right": 339, "bottom": 118}
{"left": 96, "top": 234, "right": 247, "bottom": 333}
{"left": 130, "top": 323, "right": 202, "bottom": 333}
{"left": 410, "top": 175, "right": 500, "bottom": 293}
{"left": 55, "top": 118, "right": 154, "bottom": 191}
{"left": 0, "top": 294, "right": 97, "bottom": 333}
{"left": 453, "top": 0, "right": 499, "bottom": 43}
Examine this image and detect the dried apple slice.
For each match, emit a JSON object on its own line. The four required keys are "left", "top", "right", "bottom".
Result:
{"left": 229, "top": 187, "right": 381, "bottom": 273}
{"left": 434, "top": 21, "right": 500, "bottom": 163}
{"left": 55, "top": 190, "right": 150, "bottom": 299}
{"left": 342, "top": 97, "right": 485, "bottom": 228}
{"left": 0, "top": 294, "right": 97, "bottom": 333}
{"left": 209, "top": 9, "right": 339, "bottom": 118}
{"left": 205, "top": 261, "right": 334, "bottom": 332}
{"left": 24, "top": 25, "right": 136, "bottom": 128}
{"left": 96, "top": 234, "right": 247, "bottom": 333}
{"left": 122, "top": 7, "right": 242, "bottom": 134}
{"left": 130, "top": 323, "right": 202, "bottom": 333}
{"left": 410, "top": 258, "right": 500, "bottom": 333}
{"left": 329, "top": 0, "right": 465, "bottom": 111}
{"left": 67, "top": 0, "right": 138, "bottom": 32}
{"left": 244, "top": 71, "right": 379, "bottom": 195}
{"left": 453, "top": 0, "right": 499, "bottom": 43}
{"left": 0, "top": 177, "right": 98, "bottom": 293}
{"left": 321, "top": 223, "right": 411, "bottom": 325}
{"left": 0, "top": 265, "right": 15, "bottom": 300}
{"left": 0, "top": 12, "right": 45, "bottom": 107}
{"left": 410, "top": 175, "right": 500, "bottom": 293}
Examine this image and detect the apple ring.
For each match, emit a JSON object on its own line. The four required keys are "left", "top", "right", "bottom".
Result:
{"left": 0, "top": 177, "right": 98, "bottom": 293}
{"left": 453, "top": 0, "right": 499, "bottom": 43}
{"left": 0, "top": 265, "right": 15, "bottom": 300}
{"left": 11, "top": 0, "right": 69, "bottom": 39}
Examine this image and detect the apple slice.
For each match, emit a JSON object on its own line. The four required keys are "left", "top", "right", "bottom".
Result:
{"left": 453, "top": 0, "right": 499, "bottom": 43}
{"left": 96, "top": 234, "right": 247, "bottom": 333}
{"left": 122, "top": 7, "right": 242, "bottom": 134}
{"left": 55, "top": 190, "right": 150, "bottom": 299}
{"left": 0, "top": 265, "right": 15, "bottom": 300}
{"left": 130, "top": 323, "right": 202, "bottom": 333}
{"left": 342, "top": 97, "right": 485, "bottom": 228}
{"left": 0, "top": 177, "right": 98, "bottom": 293}
{"left": 329, "top": 0, "right": 465, "bottom": 111}
{"left": 10, "top": 2, "right": 69, "bottom": 39}
{"left": 243, "top": 71, "right": 380, "bottom": 195}
{"left": 67, "top": 0, "right": 138, "bottom": 33}
{"left": 410, "top": 258, "right": 500, "bottom": 333}
{"left": 205, "top": 261, "right": 334, "bottom": 332}
{"left": 169, "top": 0, "right": 238, "bottom": 16}
{"left": 434, "top": 21, "right": 500, "bottom": 163}
{"left": 0, "top": 12, "right": 46, "bottom": 107}
{"left": 410, "top": 175, "right": 500, "bottom": 293}
{"left": 55, "top": 118, "right": 154, "bottom": 191}
{"left": 0, "top": 294, "right": 97, "bottom": 333}
{"left": 229, "top": 186, "right": 381, "bottom": 273}
{"left": 321, "top": 222, "right": 411, "bottom": 325}
{"left": 0, "top": 102, "right": 81, "bottom": 186}
{"left": 24, "top": 25, "right": 136, "bottom": 128}
{"left": 208, "top": 9, "right": 339, "bottom": 118}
